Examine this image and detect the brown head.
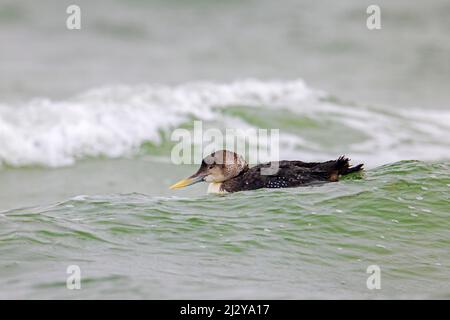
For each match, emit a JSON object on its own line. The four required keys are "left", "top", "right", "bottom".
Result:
{"left": 169, "top": 150, "right": 248, "bottom": 189}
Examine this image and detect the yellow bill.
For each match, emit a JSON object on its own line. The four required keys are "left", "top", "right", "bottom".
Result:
{"left": 169, "top": 175, "right": 204, "bottom": 189}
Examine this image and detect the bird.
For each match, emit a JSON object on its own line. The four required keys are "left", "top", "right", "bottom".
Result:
{"left": 169, "top": 150, "right": 364, "bottom": 193}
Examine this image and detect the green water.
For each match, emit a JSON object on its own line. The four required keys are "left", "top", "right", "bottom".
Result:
{"left": 1, "top": 161, "right": 448, "bottom": 299}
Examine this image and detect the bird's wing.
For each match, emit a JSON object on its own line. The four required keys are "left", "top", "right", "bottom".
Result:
{"left": 234, "top": 163, "right": 331, "bottom": 190}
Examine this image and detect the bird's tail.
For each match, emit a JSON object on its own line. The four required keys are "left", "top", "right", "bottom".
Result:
{"left": 335, "top": 156, "right": 364, "bottom": 176}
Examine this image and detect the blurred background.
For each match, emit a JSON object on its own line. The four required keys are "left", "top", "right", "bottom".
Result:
{"left": 1, "top": 0, "right": 449, "bottom": 108}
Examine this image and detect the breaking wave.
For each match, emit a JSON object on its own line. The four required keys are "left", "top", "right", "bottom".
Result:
{"left": 0, "top": 79, "right": 449, "bottom": 168}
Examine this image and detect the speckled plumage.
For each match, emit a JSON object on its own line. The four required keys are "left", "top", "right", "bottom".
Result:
{"left": 220, "top": 157, "right": 363, "bottom": 193}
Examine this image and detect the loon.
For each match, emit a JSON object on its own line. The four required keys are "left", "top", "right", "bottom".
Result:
{"left": 169, "top": 150, "right": 364, "bottom": 193}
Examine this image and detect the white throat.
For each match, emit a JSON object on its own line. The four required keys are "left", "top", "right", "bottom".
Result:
{"left": 207, "top": 182, "right": 226, "bottom": 194}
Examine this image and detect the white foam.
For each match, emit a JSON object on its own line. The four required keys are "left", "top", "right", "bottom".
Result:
{"left": 0, "top": 79, "right": 449, "bottom": 168}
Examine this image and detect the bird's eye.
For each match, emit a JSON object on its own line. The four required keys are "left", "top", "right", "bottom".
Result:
{"left": 208, "top": 165, "right": 214, "bottom": 169}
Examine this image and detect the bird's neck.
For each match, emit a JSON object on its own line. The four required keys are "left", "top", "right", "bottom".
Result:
{"left": 207, "top": 182, "right": 226, "bottom": 194}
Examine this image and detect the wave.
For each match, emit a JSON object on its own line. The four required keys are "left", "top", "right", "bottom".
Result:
{"left": 1, "top": 160, "right": 448, "bottom": 299}
{"left": 1, "top": 79, "right": 449, "bottom": 168}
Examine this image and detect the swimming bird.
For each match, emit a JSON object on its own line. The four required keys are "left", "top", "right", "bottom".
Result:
{"left": 170, "top": 150, "right": 363, "bottom": 193}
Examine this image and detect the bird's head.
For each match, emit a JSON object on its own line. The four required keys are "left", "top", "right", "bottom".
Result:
{"left": 169, "top": 150, "right": 248, "bottom": 189}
